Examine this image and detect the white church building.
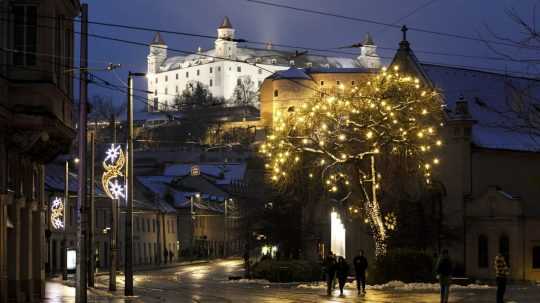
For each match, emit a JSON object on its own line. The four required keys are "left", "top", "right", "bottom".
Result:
{"left": 146, "top": 17, "right": 381, "bottom": 111}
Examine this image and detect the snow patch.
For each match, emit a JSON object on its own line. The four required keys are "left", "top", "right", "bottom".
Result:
{"left": 297, "top": 280, "right": 492, "bottom": 291}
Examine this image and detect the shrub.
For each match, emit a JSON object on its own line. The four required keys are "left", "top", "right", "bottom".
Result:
{"left": 251, "top": 259, "right": 323, "bottom": 282}
{"left": 369, "top": 249, "right": 436, "bottom": 284}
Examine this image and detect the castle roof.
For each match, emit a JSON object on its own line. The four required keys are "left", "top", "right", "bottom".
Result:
{"left": 151, "top": 32, "right": 166, "bottom": 45}
{"left": 219, "top": 16, "right": 233, "bottom": 29}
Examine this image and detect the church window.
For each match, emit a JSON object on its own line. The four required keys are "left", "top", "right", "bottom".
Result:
{"left": 209, "top": 79, "right": 213, "bottom": 87}
{"left": 320, "top": 81, "right": 324, "bottom": 86}
{"left": 237, "top": 66, "right": 241, "bottom": 72}
{"left": 197, "top": 69, "right": 200, "bottom": 76}
{"left": 273, "top": 89, "right": 279, "bottom": 97}
{"left": 165, "top": 75, "right": 168, "bottom": 82}
{"left": 186, "top": 72, "right": 189, "bottom": 78}
{"left": 499, "top": 234, "right": 510, "bottom": 265}
{"left": 478, "top": 235, "right": 488, "bottom": 268}
{"left": 210, "top": 67, "right": 213, "bottom": 73}
{"left": 258, "top": 68, "right": 262, "bottom": 75}
{"left": 533, "top": 246, "right": 540, "bottom": 268}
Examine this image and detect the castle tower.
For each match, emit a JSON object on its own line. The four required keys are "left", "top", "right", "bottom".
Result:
{"left": 215, "top": 16, "right": 237, "bottom": 58}
{"left": 357, "top": 33, "right": 381, "bottom": 69}
{"left": 147, "top": 32, "right": 167, "bottom": 74}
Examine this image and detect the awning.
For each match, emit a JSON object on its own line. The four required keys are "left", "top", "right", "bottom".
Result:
{"left": 6, "top": 216, "right": 13, "bottom": 229}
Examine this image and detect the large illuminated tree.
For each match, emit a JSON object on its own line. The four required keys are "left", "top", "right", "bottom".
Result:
{"left": 260, "top": 67, "right": 444, "bottom": 256}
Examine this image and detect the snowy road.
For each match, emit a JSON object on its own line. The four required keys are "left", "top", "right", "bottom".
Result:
{"left": 45, "top": 259, "right": 540, "bottom": 302}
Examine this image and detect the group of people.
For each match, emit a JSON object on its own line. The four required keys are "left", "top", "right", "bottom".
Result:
{"left": 323, "top": 250, "right": 368, "bottom": 296}
{"left": 435, "top": 249, "right": 510, "bottom": 303}
{"left": 323, "top": 248, "right": 511, "bottom": 302}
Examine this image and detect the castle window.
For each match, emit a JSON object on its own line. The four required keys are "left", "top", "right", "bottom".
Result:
{"left": 155, "top": 77, "right": 158, "bottom": 84}
{"left": 175, "top": 85, "right": 178, "bottom": 93}
{"left": 499, "top": 235, "right": 510, "bottom": 265}
{"left": 533, "top": 246, "right": 540, "bottom": 269}
{"left": 336, "top": 80, "right": 341, "bottom": 86}
{"left": 210, "top": 67, "right": 213, "bottom": 73}
{"left": 271, "top": 58, "right": 277, "bottom": 65}
{"left": 320, "top": 81, "right": 324, "bottom": 86}
{"left": 153, "top": 98, "right": 158, "bottom": 111}
{"left": 209, "top": 79, "right": 213, "bottom": 87}
{"left": 176, "top": 73, "right": 178, "bottom": 80}
{"left": 258, "top": 68, "right": 262, "bottom": 75}
{"left": 154, "top": 89, "right": 157, "bottom": 95}
{"left": 351, "top": 80, "right": 355, "bottom": 86}
{"left": 165, "top": 75, "right": 168, "bottom": 82}
{"left": 186, "top": 72, "right": 189, "bottom": 78}
{"left": 478, "top": 235, "right": 488, "bottom": 268}
{"left": 218, "top": 66, "right": 221, "bottom": 72}
{"left": 164, "top": 87, "right": 168, "bottom": 94}
{"left": 237, "top": 66, "right": 241, "bottom": 72}
{"left": 273, "top": 89, "right": 279, "bottom": 97}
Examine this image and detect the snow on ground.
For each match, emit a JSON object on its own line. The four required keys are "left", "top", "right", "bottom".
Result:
{"left": 297, "top": 280, "right": 492, "bottom": 291}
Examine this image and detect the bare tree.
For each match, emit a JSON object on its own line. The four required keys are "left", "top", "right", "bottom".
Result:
{"left": 233, "top": 76, "right": 259, "bottom": 108}
{"left": 89, "top": 95, "right": 126, "bottom": 143}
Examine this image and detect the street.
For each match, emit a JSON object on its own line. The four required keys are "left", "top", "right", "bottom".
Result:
{"left": 44, "top": 259, "right": 540, "bottom": 302}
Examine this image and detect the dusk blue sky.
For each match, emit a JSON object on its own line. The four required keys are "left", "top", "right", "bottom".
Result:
{"left": 84, "top": 0, "right": 540, "bottom": 111}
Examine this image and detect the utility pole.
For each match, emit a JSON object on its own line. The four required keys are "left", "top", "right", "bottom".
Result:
{"left": 76, "top": 3, "right": 88, "bottom": 303}
{"left": 125, "top": 71, "right": 145, "bottom": 296}
{"left": 62, "top": 160, "right": 69, "bottom": 281}
{"left": 88, "top": 131, "right": 95, "bottom": 287}
{"left": 109, "top": 199, "right": 118, "bottom": 291}
{"left": 224, "top": 199, "right": 228, "bottom": 257}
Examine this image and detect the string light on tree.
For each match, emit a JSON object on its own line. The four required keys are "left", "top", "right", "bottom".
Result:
{"left": 260, "top": 67, "right": 444, "bottom": 256}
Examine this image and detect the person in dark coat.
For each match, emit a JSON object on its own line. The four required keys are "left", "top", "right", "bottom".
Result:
{"left": 494, "top": 253, "right": 510, "bottom": 303}
{"left": 353, "top": 250, "right": 368, "bottom": 295}
{"left": 336, "top": 257, "right": 350, "bottom": 296}
{"left": 435, "top": 249, "right": 452, "bottom": 303}
{"left": 323, "top": 251, "right": 337, "bottom": 296}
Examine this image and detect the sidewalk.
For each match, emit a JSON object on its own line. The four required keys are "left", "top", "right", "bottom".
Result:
{"left": 45, "top": 259, "right": 209, "bottom": 302}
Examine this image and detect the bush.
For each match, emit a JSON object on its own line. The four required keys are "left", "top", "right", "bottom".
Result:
{"left": 369, "top": 249, "right": 436, "bottom": 284}
{"left": 251, "top": 259, "right": 323, "bottom": 282}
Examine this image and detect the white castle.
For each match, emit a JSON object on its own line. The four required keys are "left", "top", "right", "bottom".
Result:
{"left": 146, "top": 17, "right": 381, "bottom": 111}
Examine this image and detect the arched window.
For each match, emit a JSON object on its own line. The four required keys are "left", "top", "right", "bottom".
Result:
{"left": 478, "top": 235, "right": 488, "bottom": 268}
{"left": 499, "top": 234, "right": 510, "bottom": 265}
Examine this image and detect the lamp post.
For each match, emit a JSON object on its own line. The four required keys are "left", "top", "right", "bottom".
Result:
{"left": 125, "top": 72, "right": 145, "bottom": 296}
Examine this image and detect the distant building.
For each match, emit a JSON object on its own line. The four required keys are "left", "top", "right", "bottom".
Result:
{"left": 0, "top": 1, "right": 80, "bottom": 301}
{"left": 146, "top": 17, "right": 381, "bottom": 111}
{"left": 259, "top": 34, "right": 540, "bottom": 281}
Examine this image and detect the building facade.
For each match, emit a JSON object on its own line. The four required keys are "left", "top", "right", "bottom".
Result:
{"left": 259, "top": 36, "right": 540, "bottom": 281}
{"left": 0, "top": 1, "right": 80, "bottom": 301}
{"left": 146, "top": 17, "right": 381, "bottom": 111}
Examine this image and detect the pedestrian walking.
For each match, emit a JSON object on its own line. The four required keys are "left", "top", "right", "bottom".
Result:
{"left": 353, "top": 250, "right": 368, "bottom": 295}
{"left": 435, "top": 249, "right": 452, "bottom": 303}
{"left": 323, "top": 251, "right": 337, "bottom": 296}
{"left": 494, "top": 253, "right": 510, "bottom": 303}
{"left": 336, "top": 257, "right": 350, "bottom": 296}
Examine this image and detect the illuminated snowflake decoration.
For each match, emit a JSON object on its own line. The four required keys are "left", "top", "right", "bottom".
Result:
{"left": 108, "top": 179, "right": 126, "bottom": 199}
{"left": 102, "top": 144, "right": 126, "bottom": 200}
{"left": 50, "top": 197, "right": 65, "bottom": 230}
{"left": 384, "top": 212, "right": 398, "bottom": 231}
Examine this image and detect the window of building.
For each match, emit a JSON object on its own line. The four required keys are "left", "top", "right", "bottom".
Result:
{"left": 164, "top": 87, "right": 168, "bottom": 95}
{"left": 258, "top": 68, "right": 262, "bottom": 75}
{"left": 320, "top": 81, "right": 324, "bottom": 86}
{"left": 153, "top": 98, "right": 158, "bottom": 111}
{"left": 271, "top": 58, "right": 277, "bottom": 65}
{"left": 175, "top": 85, "right": 178, "bottom": 93}
{"left": 273, "top": 89, "right": 279, "bottom": 97}
{"left": 12, "top": 5, "right": 37, "bottom": 65}
{"left": 351, "top": 80, "right": 355, "bottom": 86}
{"left": 237, "top": 66, "right": 241, "bottom": 72}
{"left": 533, "top": 246, "right": 540, "bottom": 269}
{"left": 176, "top": 73, "right": 178, "bottom": 79}
{"left": 209, "top": 79, "right": 213, "bottom": 87}
{"left": 336, "top": 80, "right": 341, "bottom": 85}
{"left": 499, "top": 235, "right": 510, "bottom": 265}
{"left": 478, "top": 235, "right": 489, "bottom": 268}
{"left": 210, "top": 67, "right": 213, "bottom": 73}
{"left": 197, "top": 69, "right": 200, "bottom": 76}
{"left": 165, "top": 75, "right": 168, "bottom": 82}
{"left": 186, "top": 71, "right": 189, "bottom": 78}
{"left": 155, "top": 77, "right": 158, "bottom": 84}
{"left": 218, "top": 66, "right": 221, "bottom": 72}
{"left": 237, "top": 78, "right": 242, "bottom": 86}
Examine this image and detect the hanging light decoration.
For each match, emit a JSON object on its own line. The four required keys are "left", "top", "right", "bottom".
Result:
{"left": 102, "top": 143, "right": 126, "bottom": 200}
{"left": 50, "top": 196, "right": 65, "bottom": 230}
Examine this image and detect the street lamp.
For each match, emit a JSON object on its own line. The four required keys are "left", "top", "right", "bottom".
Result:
{"left": 62, "top": 156, "right": 79, "bottom": 280}
{"left": 125, "top": 71, "right": 146, "bottom": 297}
